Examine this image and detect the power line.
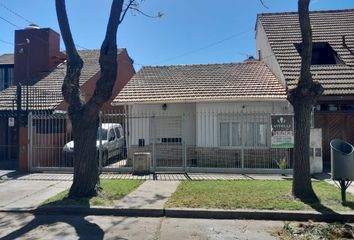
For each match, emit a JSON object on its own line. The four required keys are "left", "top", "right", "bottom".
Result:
{"left": 151, "top": 29, "right": 253, "bottom": 65}
{"left": 0, "top": 3, "right": 31, "bottom": 24}
{"left": 0, "top": 38, "right": 13, "bottom": 46}
{"left": 0, "top": 4, "right": 90, "bottom": 51}
{"left": 0, "top": 15, "right": 21, "bottom": 28}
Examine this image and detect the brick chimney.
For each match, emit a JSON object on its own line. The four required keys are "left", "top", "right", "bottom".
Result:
{"left": 14, "top": 24, "right": 65, "bottom": 85}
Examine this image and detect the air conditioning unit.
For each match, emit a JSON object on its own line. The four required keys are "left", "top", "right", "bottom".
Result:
{"left": 133, "top": 152, "right": 151, "bottom": 175}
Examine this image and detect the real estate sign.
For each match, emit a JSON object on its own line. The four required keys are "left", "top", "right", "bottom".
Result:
{"left": 271, "top": 114, "right": 294, "bottom": 148}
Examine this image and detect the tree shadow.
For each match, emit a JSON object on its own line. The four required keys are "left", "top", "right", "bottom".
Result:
{"left": 0, "top": 212, "right": 105, "bottom": 240}
{"left": 298, "top": 192, "right": 354, "bottom": 221}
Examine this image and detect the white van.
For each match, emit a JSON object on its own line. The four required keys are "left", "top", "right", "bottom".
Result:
{"left": 63, "top": 123, "right": 125, "bottom": 166}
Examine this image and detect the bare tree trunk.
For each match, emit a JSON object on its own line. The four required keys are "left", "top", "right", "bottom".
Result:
{"left": 55, "top": 0, "right": 124, "bottom": 198}
{"left": 70, "top": 114, "right": 100, "bottom": 197}
{"left": 287, "top": 0, "right": 324, "bottom": 201}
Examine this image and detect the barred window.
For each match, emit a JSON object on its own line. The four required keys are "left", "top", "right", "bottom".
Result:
{"left": 245, "top": 122, "right": 268, "bottom": 147}
{"left": 218, "top": 113, "right": 269, "bottom": 148}
{"left": 0, "top": 66, "right": 14, "bottom": 90}
{"left": 219, "top": 122, "right": 241, "bottom": 147}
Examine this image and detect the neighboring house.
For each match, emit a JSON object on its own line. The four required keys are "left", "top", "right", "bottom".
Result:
{"left": 0, "top": 25, "right": 135, "bottom": 170}
{"left": 256, "top": 9, "right": 354, "bottom": 170}
{"left": 0, "top": 54, "right": 14, "bottom": 91}
{"left": 112, "top": 61, "right": 293, "bottom": 173}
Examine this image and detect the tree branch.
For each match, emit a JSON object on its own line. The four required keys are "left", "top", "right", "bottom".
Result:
{"left": 129, "top": 7, "right": 162, "bottom": 18}
{"left": 86, "top": 0, "right": 124, "bottom": 116}
{"left": 55, "top": 0, "right": 84, "bottom": 109}
{"left": 120, "top": 0, "right": 136, "bottom": 23}
{"left": 259, "top": 0, "right": 269, "bottom": 9}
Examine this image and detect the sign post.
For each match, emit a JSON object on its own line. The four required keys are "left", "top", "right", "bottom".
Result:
{"left": 271, "top": 114, "right": 294, "bottom": 148}
{"left": 8, "top": 117, "right": 15, "bottom": 127}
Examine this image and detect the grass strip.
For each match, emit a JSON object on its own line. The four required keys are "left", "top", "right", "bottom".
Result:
{"left": 166, "top": 180, "right": 354, "bottom": 211}
{"left": 42, "top": 179, "right": 143, "bottom": 206}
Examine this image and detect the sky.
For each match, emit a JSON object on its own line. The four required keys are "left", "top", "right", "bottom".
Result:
{"left": 1, "top": 0, "right": 354, "bottom": 70}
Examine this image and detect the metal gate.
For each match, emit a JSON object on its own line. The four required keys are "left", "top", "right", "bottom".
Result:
{"left": 152, "top": 116, "right": 185, "bottom": 172}
{"left": 28, "top": 110, "right": 292, "bottom": 174}
{"left": 0, "top": 115, "right": 18, "bottom": 170}
{"left": 29, "top": 112, "right": 72, "bottom": 172}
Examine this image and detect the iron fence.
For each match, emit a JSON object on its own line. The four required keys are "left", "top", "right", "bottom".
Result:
{"left": 28, "top": 109, "right": 293, "bottom": 173}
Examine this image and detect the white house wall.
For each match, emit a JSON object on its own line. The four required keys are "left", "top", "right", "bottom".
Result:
{"left": 196, "top": 101, "right": 291, "bottom": 147}
{"left": 128, "top": 103, "right": 196, "bottom": 146}
{"left": 256, "top": 19, "right": 286, "bottom": 87}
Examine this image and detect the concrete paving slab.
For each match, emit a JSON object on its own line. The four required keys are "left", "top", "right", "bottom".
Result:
{"left": 245, "top": 174, "right": 293, "bottom": 180}
{"left": 160, "top": 218, "right": 282, "bottom": 240}
{"left": 0, "top": 180, "right": 71, "bottom": 209}
{"left": 0, "top": 213, "right": 284, "bottom": 240}
{"left": 115, "top": 180, "right": 180, "bottom": 209}
{"left": 188, "top": 173, "right": 249, "bottom": 180}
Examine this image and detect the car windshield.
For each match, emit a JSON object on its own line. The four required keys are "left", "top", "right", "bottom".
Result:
{"left": 96, "top": 128, "right": 108, "bottom": 140}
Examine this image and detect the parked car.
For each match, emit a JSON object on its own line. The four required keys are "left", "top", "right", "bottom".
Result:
{"left": 62, "top": 123, "right": 125, "bottom": 166}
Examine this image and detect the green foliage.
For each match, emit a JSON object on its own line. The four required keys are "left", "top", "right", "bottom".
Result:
{"left": 166, "top": 180, "right": 354, "bottom": 211}
{"left": 275, "top": 158, "right": 288, "bottom": 170}
{"left": 42, "top": 179, "right": 143, "bottom": 206}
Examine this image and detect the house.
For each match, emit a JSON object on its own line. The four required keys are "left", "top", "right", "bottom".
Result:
{"left": 0, "top": 25, "right": 135, "bottom": 171}
{"left": 0, "top": 54, "right": 14, "bottom": 91}
{"left": 256, "top": 9, "right": 354, "bottom": 170}
{"left": 112, "top": 60, "right": 296, "bottom": 173}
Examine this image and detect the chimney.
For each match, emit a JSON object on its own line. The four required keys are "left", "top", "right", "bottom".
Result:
{"left": 14, "top": 24, "right": 65, "bottom": 85}
{"left": 243, "top": 56, "right": 257, "bottom": 63}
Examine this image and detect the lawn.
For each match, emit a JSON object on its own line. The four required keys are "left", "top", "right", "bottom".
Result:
{"left": 165, "top": 180, "right": 354, "bottom": 211}
{"left": 42, "top": 179, "right": 143, "bottom": 206}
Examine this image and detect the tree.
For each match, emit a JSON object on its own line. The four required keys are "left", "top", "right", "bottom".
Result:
{"left": 55, "top": 0, "right": 135, "bottom": 198}
{"left": 287, "top": 0, "right": 324, "bottom": 200}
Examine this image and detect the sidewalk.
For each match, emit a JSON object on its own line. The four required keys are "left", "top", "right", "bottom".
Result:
{"left": 0, "top": 176, "right": 71, "bottom": 210}
{"left": 1, "top": 172, "right": 354, "bottom": 222}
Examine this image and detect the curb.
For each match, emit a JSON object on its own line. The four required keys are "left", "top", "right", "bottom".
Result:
{"left": 0, "top": 206, "right": 164, "bottom": 218}
{"left": 165, "top": 208, "right": 354, "bottom": 222}
{"left": 1, "top": 206, "right": 354, "bottom": 222}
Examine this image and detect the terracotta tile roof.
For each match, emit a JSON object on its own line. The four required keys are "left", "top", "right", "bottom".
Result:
{"left": 113, "top": 61, "right": 286, "bottom": 105}
{"left": 0, "top": 50, "right": 101, "bottom": 110}
{"left": 258, "top": 9, "right": 354, "bottom": 96}
{"left": 0, "top": 54, "right": 14, "bottom": 65}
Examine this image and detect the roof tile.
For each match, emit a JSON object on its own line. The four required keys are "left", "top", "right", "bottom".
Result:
{"left": 113, "top": 61, "right": 286, "bottom": 105}
{"left": 258, "top": 9, "right": 354, "bottom": 96}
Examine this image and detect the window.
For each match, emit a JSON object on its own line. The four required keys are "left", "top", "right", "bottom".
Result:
{"left": 218, "top": 114, "right": 269, "bottom": 148}
{"left": 295, "top": 42, "right": 342, "bottom": 65}
{"left": 245, "top": 122, "right": 268, "bottom": 147}
{"left": 219, "top": 122, "right": 241, "bottom": 147}
{"left": 114, "top": 127, "right": 121, "bottom": 138}
{"left": 160, "top": 137, "right": 182, "bottom": 143}
{"left": 0, "top": 66, "right": 14, "bottom": 90}
{"left": 316, "top": 103, "right": 354, "bottom": 112}
{"left": 0, "top": 68, "right": 5, "bottom": 90}
{"left": 108, "top": 129, "right": 115, "bottom": 141}
{"left": 220, "top": 123, "right": 229, "bottom": 146}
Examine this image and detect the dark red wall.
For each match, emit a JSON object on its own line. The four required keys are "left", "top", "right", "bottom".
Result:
{"left": 14, "top": 28, "right": 65, "bottom": 85}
